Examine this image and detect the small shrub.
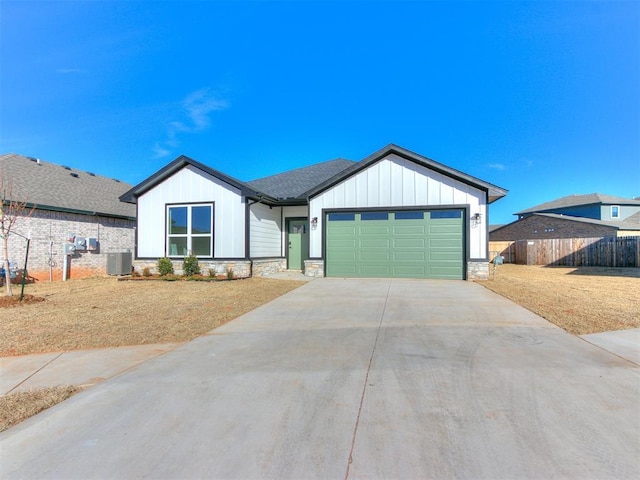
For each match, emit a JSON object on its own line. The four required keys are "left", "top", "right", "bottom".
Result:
{"left": 157, "top": 257, "right": 174, "bottom": 276}
{"left": 208, "top": 268, "right": 216, "bottom": 278}
{"left": 226, "top": 268, "right": 234, "bottom": 280}
{"left": 131, "top": 270, "right": 140, "bottom": 277}
{"left": 142, "top": 267, "right": 151, "bottom": 277}
{"left": 183, "top": 254, "right": 200, "bottom": 276}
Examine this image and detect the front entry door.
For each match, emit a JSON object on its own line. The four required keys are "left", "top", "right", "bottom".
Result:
{"left": 287, "top": 219, "right": 308, "bottom": 270}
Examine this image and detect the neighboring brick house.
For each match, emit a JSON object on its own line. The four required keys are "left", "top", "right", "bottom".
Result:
{"left": 0, "top": 154, "right": 135, "bottom": 281}
{"left": 490, "top": 193, "right": 640, "bottom": 241}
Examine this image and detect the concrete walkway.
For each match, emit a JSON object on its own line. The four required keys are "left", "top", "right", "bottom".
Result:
{"left": 580, "top": 328, "right": 640, "bottom": 365}
{"left": 1, "top": 343, "right": 182, "bottom": 395}
{"left": 1, "top": 279, "right": 638, "bottom": 479}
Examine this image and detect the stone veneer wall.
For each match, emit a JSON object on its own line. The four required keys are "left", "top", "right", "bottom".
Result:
{"left": 467, "top": 261, "right": 490, "bottom": 280}
{"left": 0, "top": 209, "right": 135, "bottom": 281}
{"left": 252, "top": 258, "right": 287, "bottom": 276}
{"left": 303, "top": 259, "right": 325, "bottom": 278}
{"left": 133, "top": 259, "right": 252, "bottom": 278}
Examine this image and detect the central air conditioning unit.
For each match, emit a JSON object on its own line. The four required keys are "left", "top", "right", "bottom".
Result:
{"left": 106, "top": 252, "right": 132, "bottom": 275}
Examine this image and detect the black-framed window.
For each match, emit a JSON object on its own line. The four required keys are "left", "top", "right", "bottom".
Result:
{"left": 167, "top": 204, "right": 213, "bottom": 257}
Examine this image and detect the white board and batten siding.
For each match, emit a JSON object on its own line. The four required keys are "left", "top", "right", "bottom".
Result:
{"left": 137, "top": 165, "right": 246, "bottom": 258}
{"left": 249, "top": 203, "right": 282, "bottom": 257}
{"left": 308, "top": 154, "right": 488, "bottom": 258}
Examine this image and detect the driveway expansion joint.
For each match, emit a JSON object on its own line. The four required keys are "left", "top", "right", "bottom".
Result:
{"left": 5, "top": 352, "right": 64, "bottom": 395}
{"left": 343, "top": 279, "right": 392, "bottom": 480}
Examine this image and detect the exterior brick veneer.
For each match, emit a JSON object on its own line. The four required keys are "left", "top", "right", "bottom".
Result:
{"left": 1, "top": 209, "right": 135, "bottom": 281}
{"left": 491, "top": 215, "right": 617, "bottom": 241}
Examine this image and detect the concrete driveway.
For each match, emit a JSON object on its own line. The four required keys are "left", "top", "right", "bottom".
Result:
{"left": 1, "top": 279, "right": 638, "bottom": 479}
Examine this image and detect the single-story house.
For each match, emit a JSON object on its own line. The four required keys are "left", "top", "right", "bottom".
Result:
{"left": 0, "top": 154, "right": 136, "bottom": 281}
{"left": 490, "top": 193, "right": 640, "bottom": 241}
{"left": 121, "top": 144, "right": 507, "bottom": 280}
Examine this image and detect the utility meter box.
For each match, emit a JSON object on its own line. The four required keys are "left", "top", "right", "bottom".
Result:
{"left": 87, "top": 238, "right": 98, "bottom": 251}
{"left": 64, "top": 243, "right": 76, "bottom": 255}
{"left": 74, "top": 237, "right": 87, "bottom": 250}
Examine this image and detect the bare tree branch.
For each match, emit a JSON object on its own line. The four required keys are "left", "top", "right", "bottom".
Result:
{"left": 0, "top": 176, "right": 36, "bottom": 296}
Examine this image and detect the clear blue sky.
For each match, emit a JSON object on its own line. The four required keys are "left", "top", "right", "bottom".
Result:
{"left": 1, "top": 0, "right": 638, "bottom": 224}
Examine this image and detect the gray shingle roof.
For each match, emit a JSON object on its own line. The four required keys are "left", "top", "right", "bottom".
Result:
{"left": 516, "top": 193, "right": 640, "bottom": 215}
{"left": 0, "top": 153, "right": 135, "bottom": 218}
{"left": 247, "top": 159, "right": 356, "bottom": 199}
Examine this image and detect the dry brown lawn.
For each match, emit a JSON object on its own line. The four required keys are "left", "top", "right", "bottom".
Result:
{"left": 0, "top": 386, "right": 80, "bottom": 432}
{"left": 0, "top": 276, "right": 305, "bottom": 356}
{"left": 477, "top": 264, "right": 640, "bottom": 335}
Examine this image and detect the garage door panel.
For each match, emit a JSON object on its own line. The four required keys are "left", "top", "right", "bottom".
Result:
{"left": 429, "top": 251, "right": 462, "bottom": 261}
{"left": 360, "top": 238, "right": 391, "bottom": 248}
{"left": 360, "top": 251, "right": 390, "bottom": 261}
{"left": 327, "top": 265, "right": 358, "bottom": 276}
{"left": 393, "top": 265, "right": 428, "bottom": 276}
{"left": 429, "top": 238, "right": 462, "bottom": 248}
{"left": 326, "top": 209, "right": 464, "bottom": 279}
{"left": 330, "top": 251, "right": 357, "bottom": 262}
{"left": 394, "top": 238, "right": 426, "bottom": 248}
{"left": 330, "top": 239, "right": 358, "bottom": 249}
{"left": 359, "top": 264, "right": 392, "bottom": 276}
{"left": 330, "top": 225, "right": 358, "bottom": 235}
{"left": 393, "top": 225, "right": 427, "bottom": 235}
{"left": 359, "top": 226, "right": 390, "bottom": 236}
{"left": 430, "top": 224, "right": 463, "bottom": 234}
{"left": 430, "top": 265, "right": 464, "bottom": 278}
{"left": 393, "top": 251, "right": 426, "bottom": 261}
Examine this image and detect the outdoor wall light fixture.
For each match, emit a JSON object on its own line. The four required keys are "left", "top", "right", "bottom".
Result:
{"left": 472, "top": 213, "right": 482, "bottom": 225}
{"left": 311, "top": 217, "right": 318, "bottom": 225}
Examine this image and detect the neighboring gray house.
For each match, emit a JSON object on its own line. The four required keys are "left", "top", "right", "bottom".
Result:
{"left": 122, "top": 144, "right": 507, "bottom": 280}
{"left": 0, "top": 154, "right": 136, "bottom": 281}
{"left": 491, "top": 193, "right": 640, "bottom": 241}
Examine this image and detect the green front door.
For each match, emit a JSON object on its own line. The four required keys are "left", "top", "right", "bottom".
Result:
{"left": 325, "top": 210, "right": 464, "bottom": 279}
{"left": 287, "top": 219, "right": 309, "bottom": 270}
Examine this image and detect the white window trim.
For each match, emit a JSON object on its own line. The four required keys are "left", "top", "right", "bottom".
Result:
{"left": 611, "top": 205, "right": 620, "bottom": 219}
{"left": 166, "top": 203, "right": 213, "bottom": 257}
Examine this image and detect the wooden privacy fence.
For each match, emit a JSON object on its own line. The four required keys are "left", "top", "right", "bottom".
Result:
{"left": 504, "top": 236, "right": 640, "bottom": 267}
{"left": 488, "top": 241, "right": 515, "bottom": 263}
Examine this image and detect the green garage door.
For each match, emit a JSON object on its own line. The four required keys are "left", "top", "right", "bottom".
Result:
{"left": 326, "top": 210, "right": 464, "bottom": 279}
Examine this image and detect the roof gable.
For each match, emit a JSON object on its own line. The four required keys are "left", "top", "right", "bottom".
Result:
{"left": 120, "top": 155, "right": 264, "bottom": 203}
{"left": 0, "top": 153, "right": 135, "bottom": 218}
{"left": 303, "top": 144, "right": 508, "bottom": 203}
